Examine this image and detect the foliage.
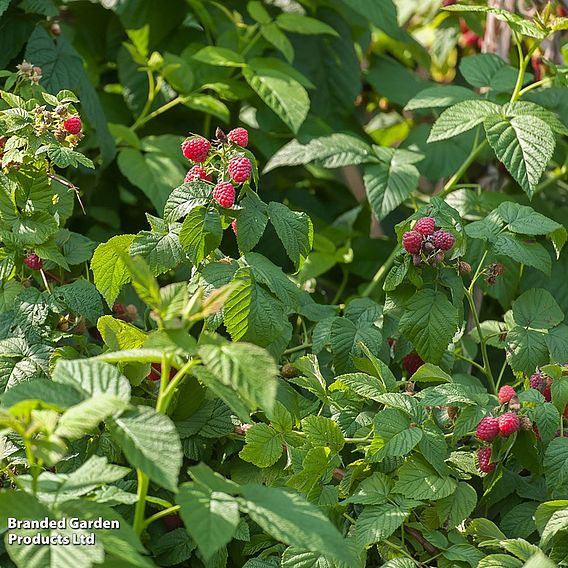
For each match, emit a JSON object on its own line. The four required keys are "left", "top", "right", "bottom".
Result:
{"left": 0, "top": 1, "right": 568, "bottom": 568}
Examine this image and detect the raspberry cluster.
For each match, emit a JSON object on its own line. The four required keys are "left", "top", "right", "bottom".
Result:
{"left": 180, "top": 127, "right": 253, "bottom": 211}
{"left": 402, "top": 217, "right": 455, "bottom": 267}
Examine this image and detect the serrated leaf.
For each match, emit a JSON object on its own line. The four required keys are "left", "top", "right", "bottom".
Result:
{"left": 239, "top": 423, "right": 283, "bottom": 468}
{"left": 236, "top": 192, "right": 269, "bottom": 253}
{"left": 493, "top": 234, "right": 551, "bottom": 275}
{"left": 405, "top": 85, "right": 478, "bottom": 110}
{"left": 497, "top": 202, "right": 563, "bottom": 236}
{"left": 163, "top": 182, "right": 213, "bottom": 223}
{"left": 179, "top": 206, "right": 222, "bottom": 266}
{"left": 484, "top": 114, "right": 555, "bottom": 198}
{"left": 399, "top": 289, "right": 458, "bottom": 363}
{"left": 512, "top": 288, "right": 563, "bottom": 329}
{"left": 129, "top": 226, "right": 184, "bottom": 276}
{"left": 52, "top": 280, "right": 104, "bottom": 324}
{"left": 354, "top": 501, "right": 412, "bottom": 546}
{"left": 428, "top": 100, "right": 500, "bottom": 142}
{"left": 301, "top": 415, "right": 345, "bottom": 451}
{"left": 506, "top": 326, "right": 549, "bottom": 375}
{"left": 393, "top": 455, "right": 457, "bottom": 500}
{"left": 268, "top": 202, "right": 313, "bottom": 267}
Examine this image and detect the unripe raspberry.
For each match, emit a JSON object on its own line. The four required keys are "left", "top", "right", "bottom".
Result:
{"left": 24, "top": 254, "right": 43, "bottom": 270}
{"left": 458, "top": 261, "right": 472, "bottom": 274}
{"left": 519, "top": 416, "right": 533, "bottom": 431}
{"left": 332, "top": 468, "right": 346, "bottom": 481}
{"left": 414, "top": 217, "right": 436, "bottom": 236}
{"left": 281, "top": 362, "right": 299, "bottom": 379}
{"left": 227, "top": 127, "right": 248, "bottom": 147}
{"left": 529, "top": 371, "right": 546, "bottom": 390}
{"left": 477, "top": 447, "right": 495, "bottom": 473}
{"left": 228, "top": 156, "right": 252, "bottom": 183}
{"left": 498, "top": 412, "right": 520, "bottom": 437}
{"left": 184, "top": 165, "right": 211, "bottom": 183}
{"left": 476, "top": 416, "right": 500, "bottom": 441}
{"left": 402, "top": 353, "right": 423, "bottom": 376}
{"left": 181, "top": 137, "right": 210, "bottom": 162}
{"left": 402, "top": 231, "right": 423, "bottom": 254}
{"left": 63, "top": 115, "right": 82, "bottom": 134}
{"left": 212, "top": 182, "right": 235, "bottom": 208}
{"left": 498, "top": 385, "right": 516, "bottom": 405}
{"left": 432, "top": 230, "right": 455, "bottom": 251}
{"left": 231, "top": 219, "right": 237, "bottom": 235}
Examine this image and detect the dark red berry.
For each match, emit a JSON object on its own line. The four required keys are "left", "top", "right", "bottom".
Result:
{"left": 432, "top": 230, "right": 455, "bottom": 251}
{"left": 228, "top": 156, "right": 252, "bottom": 183}
{"left": 227, "top": 127, "right": 248, "bottom": 147}
{"left": 24, "top": 254, "right": 43, "bottom": 270}
{"left": 213, "top": 182, "right": 235, "bottom": 208}
{"left": 477, "top": 447, "right": 495, "bottom": 473}
{"left": 530, "top": 371, "right": 546, "bottom": 390}
{"left": 402, "top": 353, "right": 423, "bottom": 376}
{"left": 498, "top": 412, "right": 520, "bottom": 437}
{"left": 476, "top": 416, "right": 500, "bottom": 441}
{"left": 162, "top": 514, "right": 183, "bottom": 531}
{"left": 402, "top": 231, "right": 423, "bottom": 254}
{"left": 498, "top": 385, "right": 516, "bottom": 405}
{"left": 414, "top": 217, "right": 436, "bottom": 236}
{"left": 181, "top": 137, "right": 210, "bottom": 162}
{"left": 63, "top": 116, "right": 82, "bottom": 134}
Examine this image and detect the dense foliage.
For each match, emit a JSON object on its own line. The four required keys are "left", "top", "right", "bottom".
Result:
{"left": 1, "top": 1, "right": 568, "bottom": 567}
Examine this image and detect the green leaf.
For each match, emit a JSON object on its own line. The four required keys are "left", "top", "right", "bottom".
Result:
{"left": 129, "top": 226, "right": 184, "bottom": 276}
{"left": 281, "top": 548, "right": 333, "bottom": 568}
{"left": 177, "top": 483, "right": 240, "bottom": 560}
{"left": 506, "top": 326, "right": 549, "bottom": 376}
{"left": 354, "top": 502, "right": 412, "bottom": 546}
{"left": 58, "top": 455, "right": 130, "bottom": 494}
{"left": 52, "top": 359, "right": 131, "bottom": 402}
{"left": 1, "top": 378, "right": 82, "bottom": 411}
{"left": 243, "top": 63, "right": 310, "bottom": 133}
{"left": 343, "top": 472, "right": 393, "bottom": 505}
{"left": 342, "top": 0, "right": 410, "bottom": 42}
{"left": 261, "top": 23, "right": 294, "bottom": 63}
{"left": 503, "top": 101, "right": 568, "bottom": 136}
{"left": 435, "top": 482, "right": 477, "bottom": 529}
{"left": 239, "top": 423, "right": 283, "bottom": 468}
{"left": 331, "top": 372, "right": 385, "bottom": 401}
{"left": 90, "top": 234, "right": 136, "bottom": 307}
{"left": 497, "top": 202, "right": 563, "bottom": 236}
{"left": 192, "top": 46, "right": 245, "bottom": 67}
{"left": 427, "top": 100, "right": 500, "bottom": 142}
{"left": 163, "top": 182, "right": 213, "bottom": 223}
{"left": 410, "top": 364, "right": 451, "bottom": 383}
{"left": 501, "top": 502, "right": 539, "bottom": 539}
{"left": 56, "top": 395, "right": 128, "bottom": 440}
{"left": 179, "top": 206, "right": 222, "bottom": 266}
{"left": 240, "top": 484, "right": 358, "bottom": 566}
{"left": 512, "top": 288, "right": 563, "bottom": 329}
{"left": 544, "top": 437, "right": 568, "bottom": 489}
{"left": 276, "top": 13, "right": 338, "bottom": 36}
{"left": 363, "top": 149, "right": 420, "bottom": 220}
{"left": 484, "top": 114, "right": 556, "bottom": 198}
{"left": 399, "top": 289, "right": 458, "bottom": 363}
{"left": 493, "top": 234, "right": 551, "bottom": 275}
{"left": 459, "top": 53, "right": 507, "bottom": 88}
{"left": 393, "top": 455, "right": 457, "bottom": 500}
{"left": 301, "top": 416, "right": 345, "bottom": 451}
{"left": 236, "top": 192, "right": 269, "bottom": 253}
{"left": 405, "top": 85, "right": 478, "bottom": 110}
{"left": 268, "top": 202, "right": 313, "bottom": 267}
{"left": 223, "top": 267, "right": 255, "bottom": 341}
{"left": 477, "top": 556, "right": 523, "bottom": 568}
{"left": 110, "top": 405, "right": 182, "bottom": 492}
{"left": 533, "top": 403, "right": 561, "bottom": 446}
{"left": 52, "top": 280, "right": 104, "bottom": 324}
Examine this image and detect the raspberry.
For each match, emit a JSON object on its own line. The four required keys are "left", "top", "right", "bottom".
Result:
{"left": 162, "top": 514, "right": 183, "bottom": 531}
{"left": 543, "top": 386, "right": 551, "bottom": 401}
{"left": 477, "top": 447, "right": 495, "bottom": 473}
{"left": 432, "top": 230, "right": 455, "bottom": 251}
{"left": 498, "top": 412, "right": 520, "bottom": 437}
{"left": 564, "top": 405, "right": 568, "bottom": 419}
{"left": 227, "top": 127, "right": 248, "bottom": 147}
{"left": 476, "top": 416, "right": 500, "bottom": 441}
{"left": 228, "top": 156, "right": 252, "bottom": 183}
{"left": 414, "top": 217, "right": 436, "bottom": 236}
{"left": 181, "top": 137, "right": 210, "bottom": 162}
{"left": 231, "top": 219, "right": 237, "bottom": 235}
{"left": 519, "top": 416, "right": 533, "bottom": 431}
{"left": 402, "top": 231, "right": 423, "bottom": 254}
{"left": 184, "top": 165, "right": 211, "bottom": 183}
{"left": 24, "top": 254, "right": 43, "bottom": 270}
{"left": 213, "top": 182, "right": 235, "bottom": 208}
{"left": 529, "top": 371, "right": 546, "bottom": 390}
{"left": 402, "top": 353, "right": 423, "bottom": 376}
{"left": 498, "top": 385, "right": 516, "bottom": 405}
{"left": 148, "top": 363, "right": 176, "bottom": 381}
{"left": 63, "top": 116, "right": 82, "bottom": 134}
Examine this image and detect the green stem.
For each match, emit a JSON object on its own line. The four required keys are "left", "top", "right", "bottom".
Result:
{"left": 495, "top": 358, "right": 508, "bottom": 391}
{"left": 241, "top": 27, "right": 262, "bottom": 57}
{"left": 510, "top": 39, "right": 539, "bottom": 103}
{"left": 159, "top": 359, "right": 199, "bottom": 414}
{"left": 332, "top": 267, "right": 349, "bottom": 305}
{"left": 518, "top": 76, "right": 554, "bottom": 97}
{"left": 23, "top": 436, "right": 39, "bottom": 494}
{"left": 282, "top": 342, "right": 312, "bottom": 356}
{"left": 133, "top": 95, "right": 187, "bottom": 132}
{"left": 133, "top": 469, "right": 150, "bottom": 536}
{"left": 132, "top": 70, "right": 156, "bottom": 130}
{"left": 142, "top": 505, "right": 181, "bottom": 529}
{"left": 437, "top": 140, "right": 487, "bottom": 199}
{"left": 361, "top": 246, "right": 399, "bottom": 298}
{"left": 454, "top": 351, "right": 485, "bottom": 373}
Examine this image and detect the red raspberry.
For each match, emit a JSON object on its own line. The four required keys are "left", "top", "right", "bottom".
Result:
{"left": 476, "top": 416, "right": 500, "bottom": 441}
{"left": 543, "top": 386, "right": 551, "bottom": 401}
{"left": 24, "top": 254, "right": 43, "bottom": 270}
{"left": 414, "top": 217, "right": 436, "bottom": 236}
{"left": 231, "top": 219, "right": 237, "bottom": 235}
{"left": 402, "top": 231, "right": 423, "bottom": 254}
{"left": 228, "top": 156, "right": 252, "bottom": 183}
{"left": 498, "top": 412, "right": 520, "bottom": 437}
{"left": 402, "top": 353, "right": 423, "bottom": 376}
{"left": 227, "top": 127, "right": 248, "bottom": 147}
{"left": 147, "top": 363, "right": 176, "bottom": 381}
{"left": 432, "top": 230, "right": 455, "bottom": 251}
{"left": 498, "top": 385, "right": 516, "bottom": 405}
{"left": 162, "top": 514, "right": 183, "bottom": 531}
{"left": 534, "top": 425, "right": 540, "bottom": 441}
{"left": 564, "top": 405, "right": 568, "bottom": 419}
{"left": 184, "top": 165, "right": 211, "bottom": 183}
{"left": 63, "top": 116, "right": 82, "bottom": 134}
{"left": 477, "top": 447, "right": 495, "bottom": 473}
{"left": 181, "top": 137, "right": 210, "bottom": 163}
{"left": 213, "top": 182, "right": 235, "bottom": 208}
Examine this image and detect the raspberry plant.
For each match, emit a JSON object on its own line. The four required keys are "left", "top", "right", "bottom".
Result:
{"left": 1, "top": 2, "right": 568, "bottom": 568}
